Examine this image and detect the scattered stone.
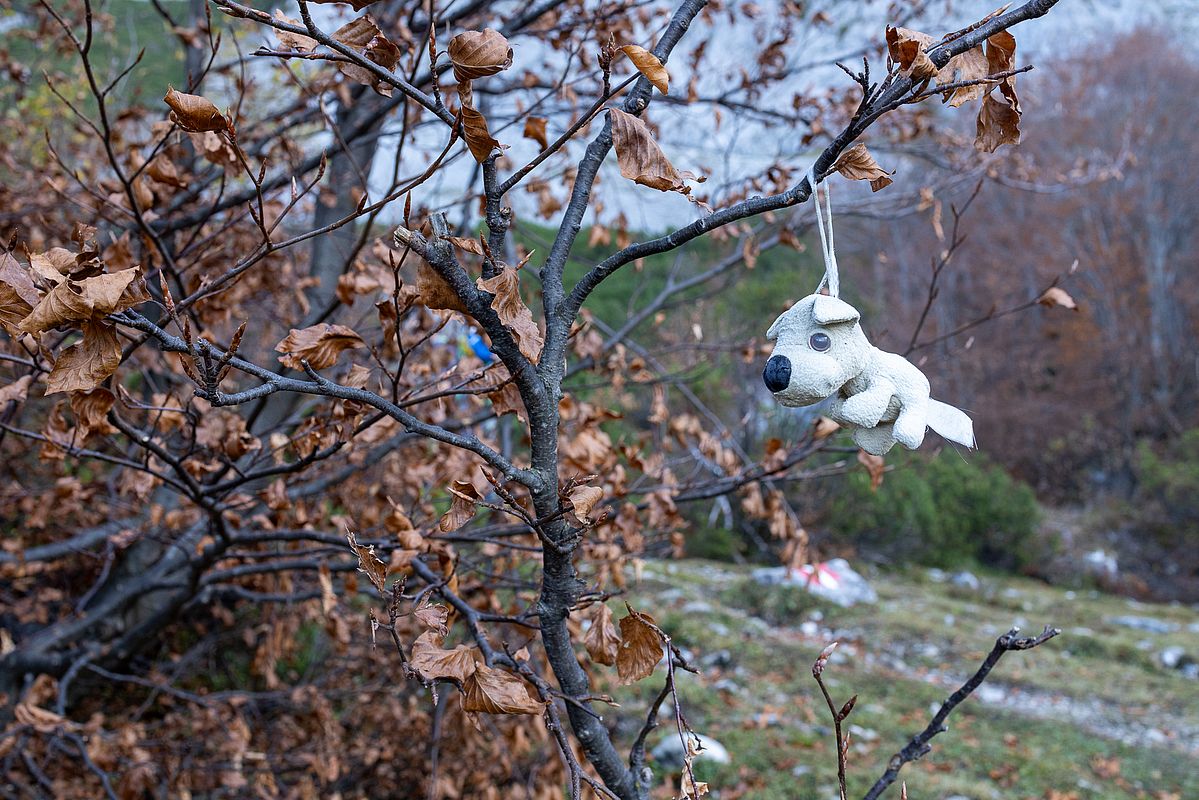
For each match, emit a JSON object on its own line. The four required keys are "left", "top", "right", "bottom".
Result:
{"left": 848, "top": 724, "right": 879, "bottom": 742}
{"left": 791, "top": 765, "right": 812, "bottom": 777}
{"left": 926, "top": 568, "right": 948, "bottom": 582}
{"left": 951, "top": 571, "right": 981, "bottom": 591}
{"left": 711, "top": 678, "right": 742, "bottom": 694}
{"left": 709, "top": 622, "right": 730, "bottom": 637}
{"left": 681, "top": 600, "right": 713, "bottom": 615}
{"left": 750, "top": 559, "right": 878, "bottom": 607}
{"left": 800, "top": 621, "right": 819, "bottom": 637}
{"left": 1108, "top": 615, "right": 1179, "bottom": 634}
{"left": 1160, "top": 646, "right": 1188, "bottom": 669}
{"left": 1083, "top": 548, "right": 1118, "bottom": 578}
{"left": 700, "top": 649, "right": 734, "bottom": 670}
{"left": 976, "top": 684, "right": 1007, "bottom": 704}
{"left": 651, "top": 733, "right": 730, "bottom": 770}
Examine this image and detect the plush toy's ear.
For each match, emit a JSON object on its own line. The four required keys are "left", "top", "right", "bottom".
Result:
{"left": 811, "top": 294, "right": 861, "bottom": 325}
{"left": 765, "top": 312, "right": 786, "bottom": 341}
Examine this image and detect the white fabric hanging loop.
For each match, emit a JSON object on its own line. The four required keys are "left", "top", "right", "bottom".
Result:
{"left": 808, "top": 164, "right": 839, "bottom": 298}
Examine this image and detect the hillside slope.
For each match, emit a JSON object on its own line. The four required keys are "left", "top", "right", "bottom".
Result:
{"left": 606, "top": 560, "right": 1199, "bottom": 799}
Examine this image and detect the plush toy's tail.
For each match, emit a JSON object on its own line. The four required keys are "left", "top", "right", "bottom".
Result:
{"left": 927, "top": 399, "right": 975, "bottom": 448}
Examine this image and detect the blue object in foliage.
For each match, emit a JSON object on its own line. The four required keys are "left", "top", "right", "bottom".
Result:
{"left": 465, "top": 328, "right": 495, "bottom": 362}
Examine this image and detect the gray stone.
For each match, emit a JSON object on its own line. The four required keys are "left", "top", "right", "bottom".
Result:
{"left": 951, "top": 571, "right": 981, "bottom": 590}
{"left": 976, "top": 684, "right": 1006, "bottom": 704}
{"left": 1160, "top": 646, "right": 1188, "bottom": 669}
{"left": 651, "top": 733, "right": 730, "bottom": 770}
{"left": 1083, "top": 548, "right": 1118, "bottom": 577}
{"left": 1108, "top": 615, "right": 1179, "bottom": 634}
{"left": 700, "top": 649, "right": 734, "bottom": 670}
{"left": 750, "top": 559, "right": 878, "bottom": 607}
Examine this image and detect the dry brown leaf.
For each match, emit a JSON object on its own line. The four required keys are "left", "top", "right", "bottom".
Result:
{"left": 273, "top": 10, "right": 317, "bottom": 52}
{"left": 438, "top": 479, "right": 480, "bottom": 532}
{"left": 885, "top": 27, "right": 938, "bottom": 80}
{"left": 413, "top": 260, "right": 468, "bottom": 312}
{"left": 1038, "top": 286, "right": 1078, "bottom": 311}
{"left": 275, "top": 323, "right": 364, "bottom": 371}
{"left": 939, "top": 46, "right": 989, "bottom": 107}
{"left": 583, "top": 603, "right": 620, "bottom": 666}
{"left": 986, "top": 31, "right": 1017, "bottom": 84}
{"left": 0, "top": 375, "right": 34, "bottom": 406}
{"left": 0, "top": 282, "right": 33, "bottom": 337}
{"left": 568, "top": 485, "right": 603, "bottom": 522}
{"left": 19, "top": 268, "right": 145, "bottom": 335}
{"left": 616, "top": 604, "right": 663, "bottom": 684}
{"left": 448, "top": 236, "right": 485, "bottom": 255}
{"left": 346, "top": 530, "right": 388, "bottom": 593}
{"left": 0, "top": 252, "right": 39, "bottom": 301}
{"left": 448, "top": 29, "right": 513, "bottom": 82}
{"left": 413, "top": 600, "right": 449, "bottom": 636}
{"left": 409, "top": 631, "right": 478, "bottom": 683}
{"left": 812, "top": 416, "right": 840, "bottom": 440}
{"left": 485, "top": 379, "right": 526, "bottom": 422}
{"left": 523, "top": 116, "right": 548, "bottom": 150}
{"left": 332, "top": 16, "right": 401, "bottom": 95}
{"left": 975, "top": 92, "right": 1020, "bottom": 153}
{"left": 462, "top": 664, "right": 544, "bottom": 715}
{"left": 833, "top": 143, "right": 893, "bottom": 192}
{"left": 164, "top": 87, "right": 229, "bottom": 133}
{"left": 45, "top": 320, "right": 121, "bottom": 395}
{"left": 681, "top": 771, "right": 710, "bottom": 798}
{"left": 69, "top": 388, "right": 117, "bottom": 440}
{"left": 461, "top": 104, "right": 502, "bottom": 163}
{"left": 609, "top": 109, "right": 698, "bottom": 196}
{"left": 619, "top": 44, "right": 669, "bottom": 94}
{"left": 857, "top": 450, "right": 885, "bottom": 491}
{"left": 477, "top": 266, "right": 543, "bottom": 362}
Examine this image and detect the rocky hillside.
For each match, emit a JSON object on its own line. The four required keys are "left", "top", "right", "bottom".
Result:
{"left": 602, "top": 560, "right": 1198, "bottom": 799}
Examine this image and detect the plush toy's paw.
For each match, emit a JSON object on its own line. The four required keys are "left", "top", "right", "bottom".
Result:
{"left": 892, "top": 412, "right": 927, "bottom": 450}
{"left": 852, "top": 425, "right": 896, "bottom": 456}
{"left": 839, "top": 393, "right": 887, "bottom": 427}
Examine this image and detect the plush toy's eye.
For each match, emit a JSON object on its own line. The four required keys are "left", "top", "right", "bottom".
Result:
{"left": 809, "top": 332, "right": 831, "bottom": 352}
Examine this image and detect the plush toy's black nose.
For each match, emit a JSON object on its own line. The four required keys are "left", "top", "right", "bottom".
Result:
{"left": 763, "top": 355, "right": 791, "bottom": 393}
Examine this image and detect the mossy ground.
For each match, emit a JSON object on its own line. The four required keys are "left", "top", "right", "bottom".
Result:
{"left": 595, "top": 560, "right": 1197, "bottom": 800}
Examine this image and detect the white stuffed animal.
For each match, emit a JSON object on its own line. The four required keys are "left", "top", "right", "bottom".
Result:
{"left": 763, "top": 293, "right": 975, "bottom": 455}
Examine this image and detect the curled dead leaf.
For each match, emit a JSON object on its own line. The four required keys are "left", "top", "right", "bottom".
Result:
{"left": 462, "top": 664, "right": 544, "bottom": 715}
{"left": 523, "top": 115, "right": 548, "bottom": 150}
{"left": 975, "top": 92, "right": 1020, "bottom": 153}
{"left": 19, "top": 268, "right": 147, "bottom": 335}
{"left": 409, "top": 631, "right": 478, "bottom": 683}
{"left": 275, "top": 323, "right": 364, "bottom": 371}
{"left": 461, "top": 104, "right": 502, "bottom": 163}
{"left": 833, "top": 143, "right": 893, "bottom": 192}
{"left": 608, "top": 108, "right": 699, "bottom": 196}
{"left": 476, "top": 266, "right": 543, "bottom": 362}
{"left": 448, "top": 29, "right": 513, "bottom": 82}
{"left": 857, "top": 450, "right": 885, "bottom": 491}
{"left": 568, "top": 484, "right": 604, "bottom": 522}
{"left": 583, "top": 602, "right": 620, "bottom": 666}
{"left": 413, "top": 260, "right": 468, "bottom": 313}
{"left": 885, "top": 27, "right": 938, "bottom": 80}
{"left": 438, "top": 479, "right": 480, "bottom": 532}
{"left": 812, "top": 416, "right": 840, "bottom": 440}
{"left": 164, "top": 87, "right": 229, "bottom": 133}
{"left": 616, "top": 603, "right": 663, "bottom": 684}
{"left": 346, "top": 530, "right": 388, "bottom": 593}
{"left": 45, "top": 320, "right": 122, "bottom": 395}
{"left": 619, "top": 44, "right": 668, "bottom": 94}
